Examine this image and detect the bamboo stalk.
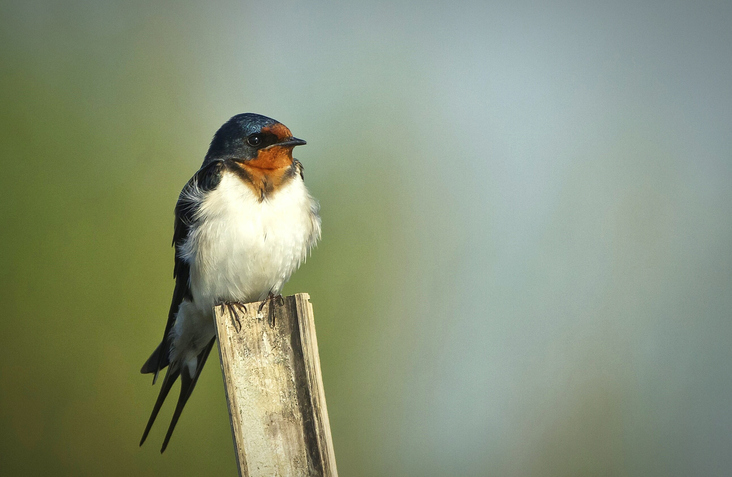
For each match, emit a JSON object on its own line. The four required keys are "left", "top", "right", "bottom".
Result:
{"left": 214, "top": 293, "right": 338, "bottom": 477}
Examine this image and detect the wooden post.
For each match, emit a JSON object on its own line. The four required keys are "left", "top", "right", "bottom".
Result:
{"left": 214, "top": 293, "right": 338, "bottom": 477}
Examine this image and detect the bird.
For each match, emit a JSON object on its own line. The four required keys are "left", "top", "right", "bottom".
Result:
{"left": 139, "top": 113, "right": 321, "bottom": 453}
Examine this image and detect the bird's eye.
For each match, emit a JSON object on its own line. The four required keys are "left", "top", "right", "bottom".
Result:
{"left": 247, "top": 134, "right": 263, "bottom": 147}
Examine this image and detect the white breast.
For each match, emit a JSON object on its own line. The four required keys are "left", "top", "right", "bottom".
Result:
{"left": 182, "top": 171, "right": 321, "bottom": 314}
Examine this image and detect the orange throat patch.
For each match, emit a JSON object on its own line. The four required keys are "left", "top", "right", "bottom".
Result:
{"left": 235, "top": 146, "right": 295, "bottom": 200}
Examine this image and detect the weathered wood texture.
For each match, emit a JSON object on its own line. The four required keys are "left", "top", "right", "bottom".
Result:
{"left": 214, "top": 293, "right": 338, "bottom": 477}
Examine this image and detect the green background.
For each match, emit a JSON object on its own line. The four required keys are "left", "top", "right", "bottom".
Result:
{"left": 2, "top": 1, "right": 731, "bottom": 476}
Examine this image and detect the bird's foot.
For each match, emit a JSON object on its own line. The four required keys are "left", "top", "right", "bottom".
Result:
{"left": 223, "top": 302, "right": 246, "bottom": 332}
{"left": 258, "top": 293, "right": 284, "bottom": 328}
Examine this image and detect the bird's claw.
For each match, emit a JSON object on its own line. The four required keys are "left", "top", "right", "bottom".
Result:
{"left": 224, "top": 302, "right": 246, "bottom": 332}
{"left": 258, "top": 293, "right": 283, "bottom": 328}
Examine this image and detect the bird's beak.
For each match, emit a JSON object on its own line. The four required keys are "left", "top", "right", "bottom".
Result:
{"left": 276, "top": 137, "right": 307, "bottom": 147}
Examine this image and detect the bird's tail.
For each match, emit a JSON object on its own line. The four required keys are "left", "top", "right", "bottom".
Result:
{"left": 139, "top": 337, "right": 216, "bottom": 452}
{"left": 140, "top": 341, "right": 170, "bottom": 384}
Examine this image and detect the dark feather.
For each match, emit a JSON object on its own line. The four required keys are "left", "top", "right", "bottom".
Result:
{"left": 293, "top": 158, "right": 304, "bottom": 180}
{"left": 140, "top": 160, "right": 224, "bottom": 383}
{"left": 139, "top": 365, "right": 181, "bottom": 446}
{"left": 161, "top": 337, "right": 217, "bottom": 453}
{"left": 140, "top": 342, "right": 164, "bottom": 374}
{"left": 140, "top": 161, "right": 223, "bottom": 449}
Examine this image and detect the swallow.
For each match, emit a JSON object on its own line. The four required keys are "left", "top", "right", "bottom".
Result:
{"left": 139, "top": 113, "right": 321, "bottom": 452}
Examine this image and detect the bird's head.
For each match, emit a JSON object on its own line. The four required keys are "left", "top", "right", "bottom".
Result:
{"left": 203, "top": 113, "right": 306, "bottom": 169}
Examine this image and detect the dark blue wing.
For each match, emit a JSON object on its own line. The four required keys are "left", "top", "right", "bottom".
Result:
{"left": 139, "top": 160, "right": 224, "bottom": 450}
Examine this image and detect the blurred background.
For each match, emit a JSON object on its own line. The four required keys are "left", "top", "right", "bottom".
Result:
{"left": 1, "top": 1, "right": 731, "bottom": 475}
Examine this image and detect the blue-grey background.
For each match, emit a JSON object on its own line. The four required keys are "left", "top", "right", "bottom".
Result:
{"left": 1, "top": 1, "right": 731, "bottom": 475}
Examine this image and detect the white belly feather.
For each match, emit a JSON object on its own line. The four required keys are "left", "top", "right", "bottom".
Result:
{"left": 169, "top": 170, "right": 319, "bottom": 370}
{"left": 171, "top": 170, "right": 320, "bottom": 368}
{"left": 183, "top": 171, "right": 321, "bottom": 314}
